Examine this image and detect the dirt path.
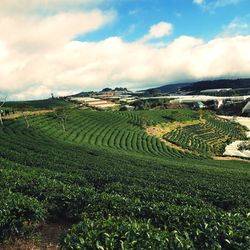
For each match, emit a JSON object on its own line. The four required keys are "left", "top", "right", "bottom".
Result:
{"left": 3, "top": 110, "right": 52, "bottom": 120}
{"left": 213, "top": 156, "right": 250, "bottom": 162}
{"left": 1, "top": 222, "right": 71, "bottom": 250}
{"left": 146, "top": 119, "right": 201, "bottom": 138}
{"left": 146, "top": 119, "right": 202, "bottom": 154}
{"left": 160, "top": 137, "right": 195, "bottom": 154}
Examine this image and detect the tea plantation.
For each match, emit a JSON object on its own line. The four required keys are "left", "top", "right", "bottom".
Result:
{"left": 0, "top": 106, "right": 249, "bottom": 249}
{"left": 164, "top": 113, "right": 247, "bottom": 156}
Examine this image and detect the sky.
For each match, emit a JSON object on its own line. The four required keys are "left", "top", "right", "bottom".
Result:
{"left": 0, "top": 0, "right": 250, "bottom": 100}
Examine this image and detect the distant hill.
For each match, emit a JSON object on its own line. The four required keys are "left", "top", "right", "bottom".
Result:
{"left": 181, "top": 78, "right": 250, "bottom": 92}
{"left": 141, "top": 83, "right": 191, "bottom": 96}
{"left": 69, "top": 91, "right": 93, "bottom": 97}
{"left": 146, "top": 78, "right": 250, "bottom": 94}
{"left": 72, "top": 78, "right": 250, "bottom": 97}
{"left": 156, "top": 82, "right": 191, "bottom": 92}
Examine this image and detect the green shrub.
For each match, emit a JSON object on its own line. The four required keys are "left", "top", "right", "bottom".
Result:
{"left": 62, "top": 214, "right": 194, "bottom": 250}
{"left": 0, "top": 169, "right": 95, "bottom": 220}
{"left": 0, "top": 191, "right": 46, "bottom": 241}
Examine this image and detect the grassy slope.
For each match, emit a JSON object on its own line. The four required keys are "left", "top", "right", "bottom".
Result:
{"left": 0, "top": 105, "right": 249, "bottom": 249}
{"left": 4, "top": 98, "right": 69, "bottom": 110}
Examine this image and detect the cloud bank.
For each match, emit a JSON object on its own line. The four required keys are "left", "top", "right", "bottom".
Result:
{"left": 0, "top": 0, "right": 105, "bottom": 13}
{"left": 0, "top": 1, "right": 250, "bottom": 100}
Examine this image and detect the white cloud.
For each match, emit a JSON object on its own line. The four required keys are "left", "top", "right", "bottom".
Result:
{"left": 2, "top": 33, "right": 250, "bottom": 100}
{"left": 0, "top": 1, "right": 250, "bottom": 100}
{"left": 0, "top": 0, "right": 105, "bottom": 14}
{"left": 128, "top": 9, "right": 140, "bottom": 16}
{"left": 220, "top": 17, "right": 250, "bottom": 37}
{"left": 195, "top": 0, "right": 241, "bottom": 11}
{"left": 193, "top": 0, "right": 205, "bottom": 5}
{"left": 0, "top": 0, "right": 116, "bottom": 100}
{"left": 213, "top": 0, "right": 240, "bottom": 8}
{"left": 141, "top": 22, "right": 173, "bottom": 42}
{"left": 0, "top": 10, "right": 115, "bottom": 53}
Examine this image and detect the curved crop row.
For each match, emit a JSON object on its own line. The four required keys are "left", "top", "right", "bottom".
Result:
{"left": 164, "top": 114, "right": 247, "bottom": 156}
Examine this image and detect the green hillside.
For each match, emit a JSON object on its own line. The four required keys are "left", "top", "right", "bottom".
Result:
{"left": 0, "top": 108, "right": 249, "bottom": 249}
{"left": 4, "top": 98, "right": 69, "bottom": 110}
{"left": 28, "top": 109, "right": 202, "bottom": 159}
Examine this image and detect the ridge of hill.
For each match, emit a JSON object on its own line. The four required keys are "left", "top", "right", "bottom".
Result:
{"left": 147, "top": 78, "right": 250, "bottom": 94}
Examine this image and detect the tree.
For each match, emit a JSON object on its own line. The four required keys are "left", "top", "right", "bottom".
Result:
{"left": 114, "top": 87, "right": 128, "bottom": 92}
{"left": 102, "top": 88, "right": 112, "bottom": 92}
{"left": 54, "top": 106, "right": 71, "bottom": 132}
{"left": 0, "top": 95, "right": 7, "bottom": 127}
{"left": 19, "top": 104, "right": 32, "bottom": 129}
{"left": 140, "top": 114, "right": 151, "bottom": 128}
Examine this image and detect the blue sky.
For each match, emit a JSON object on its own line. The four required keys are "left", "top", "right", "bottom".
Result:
{"left": 82, "top": 0, "right": 250, "bottom": 42}
{"left": 0, "top": 0, "right": 250, "bottom": 100}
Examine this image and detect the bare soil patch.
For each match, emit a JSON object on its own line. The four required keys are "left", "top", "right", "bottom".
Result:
{"left": 146, "top": 120, "right": 201, "bottom": 138}
{"left": 213, "top": 156, "right": 250, "bottom": 162}
{"left": 146, "top": 120, "right": 201, "bottom": 154}
{"left": 1, "top": 222, "right": 71, "bottom": 250}
{"left": 3, "top": 110, "right": 52, "bottom": 120}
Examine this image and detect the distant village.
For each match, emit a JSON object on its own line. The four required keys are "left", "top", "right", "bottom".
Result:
{"left": 66, "top": 86, "right": 250, "bottom": 117}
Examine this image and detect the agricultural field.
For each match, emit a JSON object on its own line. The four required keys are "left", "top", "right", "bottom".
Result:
{"left": 118, "top": 109, "right": 199, "bottom": 125}
{"left": 0, "top": 101, "right": 249, "bottom": 249}
{"left": 164, "top": 113, "right": 247, "bottom": 156}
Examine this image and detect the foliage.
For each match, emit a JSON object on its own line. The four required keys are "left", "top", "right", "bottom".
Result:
{"left": 0, "top": 108, "right": 249, "bottom": 248}
{"left": 0, "top": 167, "right": 94, "bottom": 221}
{"left": 0, "top": 191, "right": 46, "bottom": 241}
{"left": 27, "top": 109, "right": 200, "bottom": 159}
{"left": 62, "top": 215, "right": 194, "bottom": 250}
{"left": 120, "top": 109, "right": 199, "bottom": 125}
{"left": 164, "top": 113, "right": 247, "bottom": 156}
{"left": 238, "top": 141, "right": 250, "bottom": 151}
{"left": 54, "top": 105, "right": 72, "bottom": 131}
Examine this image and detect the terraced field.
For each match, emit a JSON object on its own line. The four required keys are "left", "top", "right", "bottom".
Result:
{"left": 25, "top": 110, "right": 203, "bottom": 160}
{"left": 118, "top": 108, "right": 199, "bottom": 126}
{"left": 0, "top": 106, "right": 249, "bottom": 249}
{"left": 164, "top": 114, "right": 247, "bottom": 156}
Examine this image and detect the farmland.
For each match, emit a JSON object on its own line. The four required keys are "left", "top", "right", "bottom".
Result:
{"left": 0, "top": 101, "right": 249, "bottom": 249}
{"left": 164, "top": 113, "right": 247, "bottom": 156}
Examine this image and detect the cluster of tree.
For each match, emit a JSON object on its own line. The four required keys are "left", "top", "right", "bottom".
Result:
{"left": 101, "top": 87, "right": 128, "bottom": 92}
{"left": 71, "top": 92, "right": 93, "bottom": 98}
{"left": 216, "top": 100, "right": 248, "bottom": 116}
{"left": 238, "top": 142, "right": 250, "bottom": 151}
{"left": 143, "top": 88, "right": 162, "bottom": 97}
